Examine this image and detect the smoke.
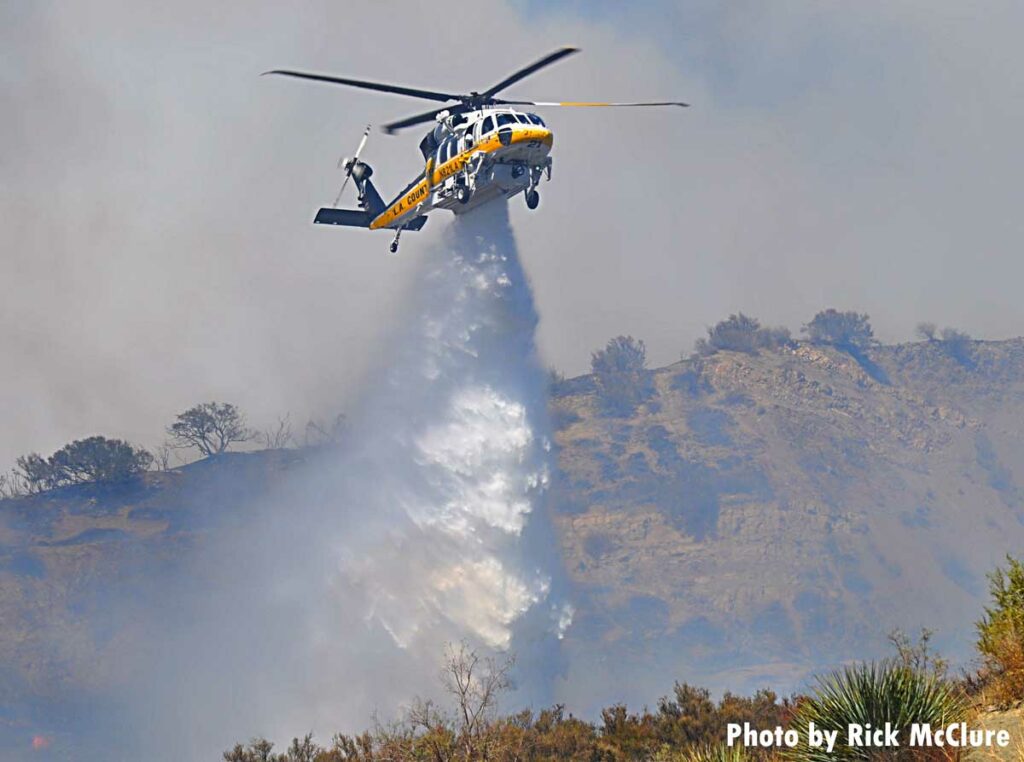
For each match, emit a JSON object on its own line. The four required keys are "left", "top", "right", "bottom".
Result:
{"left": 11, "top": 1, "right": 1024, "bottom": 474}
{"left": 86, "top": 203, "right": 570, "bottom": 760}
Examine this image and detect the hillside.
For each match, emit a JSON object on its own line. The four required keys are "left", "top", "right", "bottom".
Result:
{"left": 549, "top": 338, "right": 1024, "bottom": 707}
{"left": 3, "top": 338, "right": 1024, "bottom": 729}
{"left": 0, "top": 449, "right": 314, "bottom": 754}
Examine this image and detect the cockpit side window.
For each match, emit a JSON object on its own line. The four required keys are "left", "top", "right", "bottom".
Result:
{"left": 496, "top": 113, "right": 514, "bottom": 128}
{"left": 515, "top": 113, "right": 530, "bottom": 124}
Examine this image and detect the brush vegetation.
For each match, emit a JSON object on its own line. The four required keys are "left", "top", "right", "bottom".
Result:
{"left": 227, "top": 557, "right": 1024, "bottom": 761}
{"left": 695, "top": 313, "right": 792, "bottom": 356}
{"left": 13, "top": 436, "right": 152, "bottom": 493}
{"left": 974, "top": 556, "right": 1024, "bottom": 707}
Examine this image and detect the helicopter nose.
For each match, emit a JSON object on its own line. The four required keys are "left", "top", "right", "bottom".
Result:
{"left": 530, "top": 128, "right": 554, "bottom": 151}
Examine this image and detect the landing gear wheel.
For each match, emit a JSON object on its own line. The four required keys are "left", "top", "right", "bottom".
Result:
{"left": 456, "top": 185, "right": 471, "bottom": 204}
{"left": 389, "top": 227, "right": 403, "bottom": 254}
{"left": 525, "top": 189, "right": 540, "bottom": 210}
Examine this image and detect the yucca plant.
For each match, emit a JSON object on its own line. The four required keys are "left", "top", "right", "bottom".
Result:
{"left": 654, "top": 742, "right": 749, "bottom": 762}
{"left": 688, "top": 743, "right": 750, "bottom": 762}
{"left": 787, "top": 660, "right": 965, "bottom": 762}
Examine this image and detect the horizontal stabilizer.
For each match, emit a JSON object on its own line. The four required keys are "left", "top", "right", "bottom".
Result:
{"left": 314, "top": 208, "right": 372, "bottom": 227}
{"left": 314, "top": 209, "right": 429, "bottom": 233}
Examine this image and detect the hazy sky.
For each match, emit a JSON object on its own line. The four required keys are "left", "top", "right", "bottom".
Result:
{"left": 3, "top": 1, "right": 1024, "bottom": 469}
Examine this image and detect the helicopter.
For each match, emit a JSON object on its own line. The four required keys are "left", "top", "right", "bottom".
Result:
{"left": 264, "top": 47, "right": 687, "bottom": 252}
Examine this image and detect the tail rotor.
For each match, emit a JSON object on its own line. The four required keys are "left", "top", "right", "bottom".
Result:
{"left": 333, "top": 124, "right": 372, "bottom": 207}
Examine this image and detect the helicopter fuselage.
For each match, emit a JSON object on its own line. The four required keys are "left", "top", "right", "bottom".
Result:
{"left": 368, "top": 108, "right": 553, "bottom": 231}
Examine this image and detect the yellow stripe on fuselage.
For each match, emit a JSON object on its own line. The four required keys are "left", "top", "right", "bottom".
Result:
{"left": 368, "top": 126, "right": 553, "bottom": 230}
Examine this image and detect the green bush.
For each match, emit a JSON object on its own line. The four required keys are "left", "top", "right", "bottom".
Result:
{"left": 591, "top": 336, "right": 650, "bottom": 415}
{"left": 695, "top": 314, "right": 792, "bottom": 355}
{"left": 803, "top": 309, "right": 876, "bottom": 352}
{"left": 786, "top": 661, "right": 964, "bottom": 762}
{"left": 51, "top": 436, "right": 153, "bottom": 484}
{"left": 975, "top": 555, "right": 1024, "bottom": 706}
{"left": 939, "top": 328, "right": 974, "bottom": 367}
{"left": 15, "top": 437, "right": 152, "bottom": 492}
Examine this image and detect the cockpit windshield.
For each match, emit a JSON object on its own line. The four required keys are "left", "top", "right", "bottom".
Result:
{"left": 527, "top": 114, "right": 546, "bottom": 127}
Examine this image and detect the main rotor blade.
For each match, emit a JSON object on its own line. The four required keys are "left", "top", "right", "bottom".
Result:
{"left": 482, "top": 46, "right": 580, "bottom": 98}
{"left": 498, "top": 100, "right": 689, "bottom": 108}
{"left": 380, "top": 104, "right": 470, "bottom": 135}
{"left": 262, "top": 70, "right": 459, "bottom": 103}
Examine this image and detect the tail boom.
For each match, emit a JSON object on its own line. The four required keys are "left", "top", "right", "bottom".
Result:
{"left": 314, "top": 160, "right": 427, "bottom": 233}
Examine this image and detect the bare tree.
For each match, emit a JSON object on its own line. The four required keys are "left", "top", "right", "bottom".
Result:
{"left": 152, "top": 440, "right": 176, "bottom": 472}
{"left": 441, "top": 640, "right": 514, "bottom": 760}
{"left": 14, "top": 453, "right": 57, "bottom": 493}
{"left": 222, "top": 737, "right": 276, "bottom": 762}
{"left": 167, "top": 402, "right": 253, "bottom": 457}
{"left": 259, "top": 413, "right": 294, "bottom": 450}
{"left": 916, "top": 322, "right": 938, "bottom": 341}
{"left": 303, "top": 413, "right": 347, "bottom": 448}
{"left": 282, "top": 733, "right": 319, "bottom": 762}
{"left": 0, "top": 470, "right": 29, "bottom": 499}
{"left": 888, "top": 627, "right": 949, "bottom": 680}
